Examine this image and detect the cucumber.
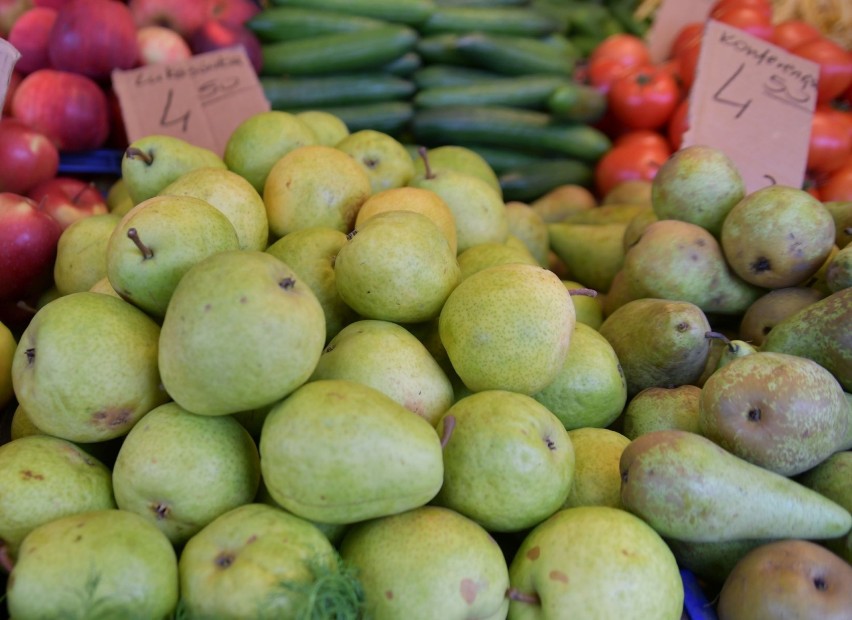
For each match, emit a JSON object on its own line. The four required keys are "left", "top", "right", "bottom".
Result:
{"left": 260, "top": 25, "right": 419, "bottom": 76}
{"left": 282, "top": 101, "right": 415, "bottom": 136}
{"left": 436, "top": 0, "right": 529, "bottom": 5}
{"left": 455, "top": 32, "right": 576, "bottom": 76}
{"left": 411, "top": 106, "right": 611, "bottom": 162}
{"left": 262, "top": 74, "right": 416, "bottom": 109}
{"left": 246, "top": 7, "right": 388, "bottom": 43}
{"left": 420, "top": 6, "right": 561, "bottom": 37}
{"left": 499, "top": 159, "right": 594, "bottom": 202}
{"left": 267, "top": 0, "right": 436, "bottom": 25}
{"left": 414, "top": 75, "right": 570, "bottom": 110}
{"left": 454, "top": 144, "right": 543, "bottom": 175}
{"left": 415, "top": 33, "right": 470, "bottom": 65}
{"left": 381, "top": 51, "right": 423, "bottom": 76}
{"left": 412, "top": 64, "right": 504, "bottom": 89}
{"left": 546, "top": 82, "right": 607, "bottom": 124}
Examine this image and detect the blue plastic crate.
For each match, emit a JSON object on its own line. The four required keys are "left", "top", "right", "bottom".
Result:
{"left": 58, "top": 148, "right": 123, "bottom": 176}
{"left": 682, "top": 568, "right": 718, "bottom": 620}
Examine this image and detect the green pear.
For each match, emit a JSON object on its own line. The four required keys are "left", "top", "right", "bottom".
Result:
{"left": 254, "top": 480, "right": 350, "bottom": 547}
{"left": 704, "top": 331, "right": 758, "bottom": 370}
{"left": 738, "top": 286, "right": 825, "bottom": 346}
{"left": 562, "top": 279, "right": 603, "bottom": 329}
{"left": 0, "top": 435, "right": 115, "bottom": 558}
{"left": 457, "top": 241, "right": 538, "bottom": 281}
{"left": 310, "top": 319, "right": 454, "bottom": 427}
{"left": 796, "top": 450, "right": 852, "bottom": 562}
{"left": 265, "top": 226, "right": 356, "bottom": 343}
{"left": 699, "top": 352, "right": 849, "bottom": 476}
{"left": 507, "top": 506, "right": 683, "bottom": 620}
{"left": 563, "top": 427, "right": 630, "bottom": 509}
{"left": 7, "top": 509, "right": 178, "bottom": 620}
{"left": 810, "top": 243, "right": 841, "bottom": 295}
{"left": 158, "top": 166, "right": 270, "bottom": 251}
{"left": 717, "top": 539, "right": 852, "bottom": 620}
{"left": 259, "top": 379, "right": 444, "bottom": 524}
{"left": 622, "top": 385, "right": 701, "bottom": 440}
{"left": 826, "top": 242, "right": 852, "bottom": 292}
{"left": 340, "top": 506, "right": 510, "bottom": 620}
{"left": 530, "top": 183, "right": 596, "bottom": 223}
{"left": 106, "top": 194, "right": 241, "bottom": 318}
{"left": 600, "top": 268, "right": 638, "bottom": 317}
{"left": 622, "top": 206, "right": 658, "bottom": 252}
{"left": 294, "top": 109, "right": 350, "bottom": 146}
{"left": 599, "top": 298, "right": 711, "bottom": 397}
{"left": 548, "top": 222, "right": 626, "bottom": 293}
{"left": 0, "top": 320, "right": 14, "bottom": 409}
{"left": 53, "top": 213, "right": 122, "bottom": 296}
{"left": 434, "top": 390, "right": 574, "bottom": 532}
{"left": 88, "top": 276, "right": 121, "bottom": 298}
{"left": 412, "top": 144, "right": 502, "bottom": 197}
{"left": 12, "top": 292, "right": 168, "bottom": 442}
{"left": 624, "top": 219, "right": 764, "bottom": 315}
{"left": 223, "top": 110, "right": 318, "bottom": 193}
{"left": 761, "top": 287, "right": 852, "bottom": 390}
{"left": 532, "top": 321, "right": 627, "bottom": 430}
{"left": 336, "top": 129, "right": 416, "bottom": 193}
{"left": 439, "top": 263, "right": 575, "bottom": 394}
{"left": 105, "top": 178, "right": 134, "bottom": 216}
{"left": 651, "top": 144, "right": 746, "bottom": 237}
{"left": 111, "top": 401, "right": 261, "bottom": 546}
{"left": 335, "top": 210, "right": 460, "bottom": 323}
{"left": 263, "top": 144, "right": 372, "bottom": 239}
{"left": 823, "top": 200, "right": 852, "bottom": 248}
{"left": 158, "top": 250, "right": 326, "bottom": 416}
{"left": 603, "top": 178, "right": 652, "bottom": 206}
{"left": 10, "top": 404, "right": 42, "bottom": 440}
{"left": 665, "top": 537, "right": 773, "bottom": 587}
{"left": 504, "top": 201, "right": 550, "bottom": 267}
{"left": 722, "top": 185, "right": 836, "bottom": 288}
{"left": 121, "top": 134, "right": 226, "bottom": 205}
{"left": 178, "top": 503, "right": 360, "bottom": 619}
{"left": 559, "top": 202, "right": 649, "bottom": 225}
{"left": 619, "top": 430, "right": 852, "bottom": 542}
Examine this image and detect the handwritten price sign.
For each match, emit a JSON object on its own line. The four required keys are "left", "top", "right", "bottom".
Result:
{"left": 112, "top": 46, "right": 270, "bottom": 156}
{"left": 0, "top": 38, "right": 21, "bottom": 117}
{"left": 683, "top": 20, "right": 819, "bottom": 193}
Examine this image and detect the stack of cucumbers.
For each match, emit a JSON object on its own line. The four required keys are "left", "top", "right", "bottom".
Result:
{"left": 247, "top": 0, "right": 649, "bottom": 201}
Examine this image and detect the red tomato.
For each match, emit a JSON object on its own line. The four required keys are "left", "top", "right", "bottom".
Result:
{"left": 670, "top": 22, "right": 704, "bottom": 60}
{"left": 714, "top": 7, "right": 774, "bottom": 41}
{"left": 587, "top": 55, "right": 642, "bottom": 94}
{"left": 667, "top": 97, "right": 691, "bottom": 151}
{"left": 819, "top": 162, "right": 852, "bottom": 202}
{"left": 614, "top": 129, "right": 672, "bottom": 155}
{"left": 710, "top": 0, "right": 773, "bottom": 22}
{"left": 771, "top": 19, "right": 822, "bottom": 52}
{"left": 674, "top": 30, "right": 703, "bottom": 93}
{"left": 589, "top": 33, "right": 651, "bottom": 66}
{"left": 608, "top": 66, "right": 681, "bottom": 131}
{"left": 792, "top": 37, "right": 852, "bottom": 104}
{"left": 594, "top": 143, "right": 669, "bottom": 197}
{"left": 807, "top": 106, "right": 852, "bottom": 175}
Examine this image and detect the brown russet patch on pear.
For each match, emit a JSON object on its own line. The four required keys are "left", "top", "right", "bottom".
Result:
{"left": 384, "top": 590, "right": 394, "bottom": 600}
{"left": 91, "top": 407, "right": 133, "bottom": 429}
{"left": 20, "top": 470, "right": 44, "bottom": 481}
{"left": 460, "top": 578, "right": 479, "bottom": 604}
{"left": 526, "top": 546, "right": 541, "bottom": 560}
{"left": 549, "top": 570, "right": 569, "bottom": 583}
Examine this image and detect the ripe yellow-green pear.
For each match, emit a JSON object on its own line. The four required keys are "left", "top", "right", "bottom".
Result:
{"left": 12, "top": 292, "right": 168, "bottom": 442}
{"left": 7, "top": 509, "right": 178, "bottom": 620}
{"left": 563, "top": 428, "right": 630, "bottom": 509}
{"left": 263, "top": 144, "right": 372, "bottom": 239}
{"left": 457, "top": 241, "right": 538, "bottom": 281}
{"left": 412, "top": 144, "right": 502, "bottom": 197}
{"left": 0, "top": 320, "right": 15, "bottom": 409}
{"left": 440, "top": 263, "right": 575, "bottom": 394}
{"left": 336, "top": 129, "right": 416, "bottom": 193}
{"left": 158, "top": 166, "right": 270, "bottom": 252}
{"left": 295, "top": 110, "right": 350, "bottom": 146}
{"left": 223, "top": 110, "right": 317, "bottom": 193}
{"left": 738, "top": 286, "right": 824, "bottom": 346}
{"left": 106, "top": 195, "right": 241, "bottom": 318}
{"left": 563, "top": 279, "right": 603, "bottom": 328}
{"left": 0, "top": 435, "right": 115, "bottom": 558}
{"left": 823, "top": 199, "right": 852, "bottom": 247}
{"left": 53, "top": 213, "right": 122, "bottom": 296}
{"left": 504, "top": 201, "right": 549, "bottom": 267}
{"left": 105, "top": 178, "right": 134, "bottom": 216}
{"left": 622, "top": 385, "right": 702, "bottom": 439}
{"left": 549, "top": 221, "right": 627, "bottom": 293}
{"left": 340, "top": 506, "right": 510, "bottom": 620}
{"left": 88, "top": 276, "right": 121, "bottom": 298}
{"left": 111, "top": 402, "right": 261, "bottom": 546}
{"left": 507, "top": 506, "right": 684, "bottom": 620}
{"left": 530, "top": 183, "right": 596, "bottom": 223}
{"left": 158, "top": 250, "right": 326, "bottom": 416}
{"left": 603, "top": 178, "right": 652, "bottom": 205}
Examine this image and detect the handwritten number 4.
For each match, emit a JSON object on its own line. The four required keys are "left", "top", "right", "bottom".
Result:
{"left": 713, "top": 63, "right": 751, "bottom": 119}
{"left": 160, "top": 89, "right": 191, "bottom": 133}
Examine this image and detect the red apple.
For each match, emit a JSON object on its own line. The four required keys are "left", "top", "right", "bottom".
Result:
{"left": 0, "top": 117, "right": 59, "bottom": 195}
{"left": 136, "top": 24, "right": 193, "bottom": 65}
{"left": 11, "top": 68, "right": 110, "bottom": 151}
{"left": 128, "top": 0, "right": 209, "bottom": 38}
{"left": 0, "top": 0, "right": 33, "bottom": 38}
{"left": 208, "top": 0, "right": 260, "bottom": 28}
{"left": 8, "top": 6, "right": 57, "bottom": 74}
{"left": 190, "top": 19, "right": 262, "bottom": 73}
{"left": 27, "top": 176, "right": 108, "bottom": 231}
{"left": 48, "top": 0, "right": 139, "bottom": 81}
{"left": 0, "top": 191, "right": 62, "bottom": 303}
{"left": 32, "top": 0, "right": 66, "bottom": 8}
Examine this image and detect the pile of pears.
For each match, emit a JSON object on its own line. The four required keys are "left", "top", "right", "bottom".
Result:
{"left": 0, "top": 107, "right": 851, "bottom": 620}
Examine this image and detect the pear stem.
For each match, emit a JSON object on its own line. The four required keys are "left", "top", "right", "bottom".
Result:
{"left": 568, "top": 288, "right": 597, "bottom": 297}
{"left": 127, "top": 228, "right": 154, "bottom": 260}
{"left": 15, "top": 300, "right": 38, "bottom": 315}
{"left": 125, "top": 146, "right": 153, "bottom": 165}
{"left": 705, "top": 330, "right": 736, "bottom": 352}
{"left": 0, "top": 542, "right": 14, "bottom": 573}
{"left": 418, "top": 146, "right": 435, "bottom": 180}
{"left": 506, "top": 587, "right": 540, "bottom": 605}
{"left": 440, "top": 415, "right": 456, "bottom": 448}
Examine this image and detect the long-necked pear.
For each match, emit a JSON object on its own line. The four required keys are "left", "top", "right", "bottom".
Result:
{"left": 619, "top": 430, "right": 852, "bottom": 543}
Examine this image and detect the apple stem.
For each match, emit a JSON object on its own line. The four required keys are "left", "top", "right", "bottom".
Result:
{"left": 127, "top": 228, "right": 154, "bottom": 260}
{"left": 0, "top": 542, "right": 14, "bottom": 573}
{"left": 440, "top": 414, "right": 456, "bottom": 448}
{"left": 567, "top": 287, "right": 597, "bottom": 298}
{"left": 418, "top": 146, "right": 435, "bottom": 180}
{"left": 506, "top": 587, "right": 540, "bottom": 605}
{"left": 71, "top": 182, "right": 95, "bottom": 205}
{"left": 125, "top": 146, "right": 153, "bottom": 165}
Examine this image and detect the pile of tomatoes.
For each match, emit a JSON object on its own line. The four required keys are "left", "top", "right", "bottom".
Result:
{"left": 581, "top": 0, "right": 852, "bottom": 201}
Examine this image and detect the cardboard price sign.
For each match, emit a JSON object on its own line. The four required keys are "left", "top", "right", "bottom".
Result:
{"left": 0, "top": 38, "right": 21, "bottom": 117}
{"left": 112, "top": 46, "right": 270, "bottom": 156}
{"left": 645, "top": 0, "right": 714, "bottom": 63}
{"left": 683, "top": 20, "right": 819, "bottom": 194}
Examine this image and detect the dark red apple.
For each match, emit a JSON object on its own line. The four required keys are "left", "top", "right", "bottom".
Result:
{"left": 0, "top": 191, "right": 62, "bottom": 303}
{"left": 27, "top": 176, "right": 108, "bottom": 231}
{"left": 48, "top": 0, "right": 139, "bottom": 81}
{"left": 32, "top": 0, "right": 67, "bottom": 8}
{"left": 208, "top": 0, "right": 260, "bottom": 28}
{"left": 128, "top": 0, "right": 209, "bottom": 38}
{"left": 11, "top": 68, "right": 110, "bottom": 151}
{"left": 190, "top": 19, "right": 262, "bottom": 73}
{"left": 0, "top": 117, "right": 60, "bottom": 195}
{"left": 8, "top": 6, "right": 57, "bottom": 75}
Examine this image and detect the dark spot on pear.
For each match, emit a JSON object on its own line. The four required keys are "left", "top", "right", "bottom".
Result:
{"left": 621, "top": 470, "right": 628, "bottom": 484}
{"left": 91, "top": 408, "right": 132, "bottom": 429}
{"left": 324, "top": 344, "right": 335, "bottom": 353}
{"left": 460, "top": 578, "right": 478, "bottom": 604}
{"left": 544, "top": 436, "right": 556, "bottom": 450}
{"left": 364, "top": 157, "right": 379, "bottom": 170}
{"left": 25, "top": 348, "right": 35, "bottom": 365}
{"left": 549, "top": 570, "right": 569, "bottom": 583}
{"left": 152, "top": 503, "right": 170, "bottom": 520}
{"left": 279, "top": 277, "right": 296, "bottom": 290}
{"left": 526, "top": 546, "right": 541, "bottom": 560}
{"left": 813, "top": 576, "right": 827, "bottom": 591}
{"left": 240, "top": 296, "right": 248, "bottom": 304}
{"left": 20, "top": 470, "right": 44, "bottom": 481}
{"left": 330, "top": 254, "right": 337, "bottom": 267}
{"left": 696, "top": 238, "right": 706, "bottom": 247}
{"left": 747, "top": 408, "right": 761, "bottom": 422}
{"left": 751, "top": 256, "right": 771, "bottom": 273}
{"left": 246, "top": 535, "right": 257, "bottom": 545}
{"left": 215, "top": 551, "right": 235, "bottom": 569}
{"left": 74, "top": 535, "right": 82, "bottom": 542}
{"left": 690, "top": 254, "right": 699, "bottom": 261}
{"left": 675, "top": 322, "right": 689, "bottom": 332}
{"left": 204, "top": 304, "right": 212, "bottom": 312}
{"left": 385, "top": 590, "right": 394, "bottom": 600}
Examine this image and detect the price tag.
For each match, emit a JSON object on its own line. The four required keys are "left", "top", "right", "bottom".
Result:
{"left": 0, "top": 38, "right": 21, "bottom": 117}
{"left": 682, "top": 20, "right": 819, "bottom": 194}
{"left": 111, "top": 46, "right": 270, "bottom": 156}
{"left": 644, "top": 0, "right": 714, "bottom": 63}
